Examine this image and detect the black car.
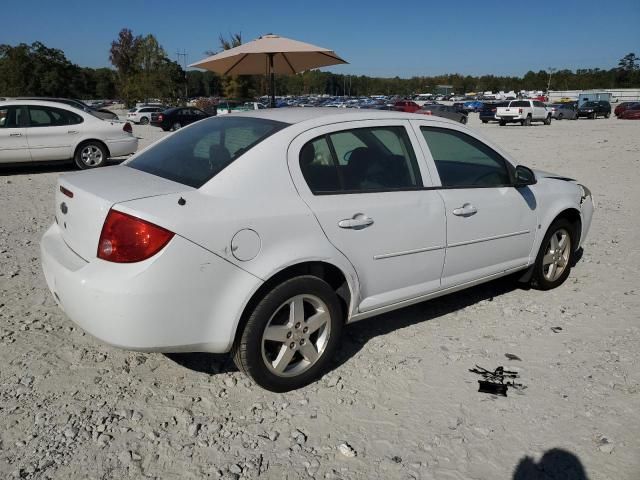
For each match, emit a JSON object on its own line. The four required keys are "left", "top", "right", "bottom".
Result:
{"left": 152, "top": 107, "right": 210, "bottom": 131}
{"left": 479, "top": 101, "right": 509, "bottom": 123}
{"left": 577, "top": 101, "right": 611, "bottom": 119}
{"left": 13, "top": 97, "right": 118, "bottom": 120}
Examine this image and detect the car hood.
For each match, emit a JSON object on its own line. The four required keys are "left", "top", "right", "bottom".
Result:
{"left": 533, "top": 169, "right": 575, "bottom": 182}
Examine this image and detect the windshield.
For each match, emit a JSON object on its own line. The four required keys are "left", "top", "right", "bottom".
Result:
{"left": 582, "top": 102, "right": 597, "bottom": 107}
{"left": 128, "top": 116, "right": 288, "bottom": 188}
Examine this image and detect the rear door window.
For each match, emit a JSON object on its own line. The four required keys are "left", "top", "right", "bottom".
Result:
{"left": 299, "top": 126, "right": 422, "bottom": 194}
{"left": 128, "top": 116, "right": 287, "bottom": 188}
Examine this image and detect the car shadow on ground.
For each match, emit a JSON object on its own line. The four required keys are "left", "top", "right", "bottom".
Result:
{"left": 512, "top": 448, "right": 588, "bottom": 479}
{"left": 166, "top": 275, "right": 522, "bottom": 377}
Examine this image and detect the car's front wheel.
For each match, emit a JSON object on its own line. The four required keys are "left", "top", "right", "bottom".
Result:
{"left": 171, "top": 122, "right": 182, "bottom": 131}
{"left": 544, "top": 115, "right": 552, "bottom": 125}
{"left": 233, "top": 276, "right": 343, "bottom": 392}
{"left": 140, "top": 117, "right": 149, "bottom": 125}
{"left": 530, "top": 218, "right": 575, "bottom": 290}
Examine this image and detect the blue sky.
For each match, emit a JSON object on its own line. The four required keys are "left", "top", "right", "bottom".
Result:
{"left": 3, "top": 0, "right": 639, "bottom": 77}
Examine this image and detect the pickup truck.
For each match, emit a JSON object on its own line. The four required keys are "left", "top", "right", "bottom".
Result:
{"left": 496, "top": 100, "right": 551, "bottom": 126}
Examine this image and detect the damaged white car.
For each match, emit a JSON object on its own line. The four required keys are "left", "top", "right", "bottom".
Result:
{"left": 41, "top": 109, "right": 594, "bottom": 391}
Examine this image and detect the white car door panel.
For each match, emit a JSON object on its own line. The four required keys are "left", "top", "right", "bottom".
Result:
{"left": 412, "top": 121, "right": 537, "bottom": 287}
{"left": 0, "top": 106, "right": 31, "bottom": 163}
{"left": 26, "top": 105, "right": 76, "bottom": 161}
{"left": 288, "top": 120, "right": 446, "bottom": 312}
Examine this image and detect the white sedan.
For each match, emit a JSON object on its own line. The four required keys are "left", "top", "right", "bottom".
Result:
{"left": 0, "top": 100, "right": 138, "bottom": 169}
{"left": 40, "top": 109, "right": 594, "bottom": 391}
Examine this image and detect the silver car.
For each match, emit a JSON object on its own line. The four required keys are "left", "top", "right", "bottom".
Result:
{"left": 550, "top": 103, "right": 578, "bottom": 120}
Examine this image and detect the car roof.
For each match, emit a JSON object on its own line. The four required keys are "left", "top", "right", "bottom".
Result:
{"left": 0, "top": 99, "right": 86, "bottom": 112}
{"left": 230, "top": 107, "right": 462, "bottom": 127}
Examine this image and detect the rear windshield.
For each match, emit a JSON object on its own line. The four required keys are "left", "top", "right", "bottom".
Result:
{"left": 509, "top": 101, "right": 529, "bottom": 107}
{"left": 128, "top": 116, "right": 287, "bottom": 188}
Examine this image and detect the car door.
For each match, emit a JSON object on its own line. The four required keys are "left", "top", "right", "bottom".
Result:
{"left": 25, "top": 105, "right": 77, "bottom": 161}
{"left": 288, "top": 120, "right": 446, "bottom": 312}
{"left": 0, "top": 106, "right": 31, "bottom": 163}
{"left": 413, "top": 122, "right": 537, "bottom": 287}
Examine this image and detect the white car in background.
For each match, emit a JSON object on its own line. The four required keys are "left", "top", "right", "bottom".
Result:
{"left": 126, "top": 105, "right": 165, "bottom": 125}
{"left": 0, "top": 100, "right": 137, "bottom": 169}
{"left": 40, "top": 109, "right": 594, "bottom": 391}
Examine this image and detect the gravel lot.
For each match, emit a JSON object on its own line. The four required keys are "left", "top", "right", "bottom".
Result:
{"left": 1, "top": 113, "right": 639, "bottom": 480}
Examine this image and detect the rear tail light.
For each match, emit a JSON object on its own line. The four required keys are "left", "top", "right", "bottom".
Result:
{"left": 97, "top": 210, "right": 174, "bottom": 263}
{"left": 491, "top": 108, "right": 496, "bottom": 112}
{"left": 422, "top": 110, "right": 432, "bottom": 115}
{"left": 519, "top": 108, "right": 523, "bottom": 114}
{"left": 123, "top": 122, "right": 132, "bottom": 133}
{"left": 60, "top": 185, "right": 74, "bottom": 198}
{"left": 158, "top": 114, "right": 164, "bottom": 122}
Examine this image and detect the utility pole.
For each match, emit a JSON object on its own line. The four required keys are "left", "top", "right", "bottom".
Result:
{"left": 546, "top": 67, "right": 556, "bottom": 93}
{"left": 176, "top": 49, "right": 188, "bottom": 104}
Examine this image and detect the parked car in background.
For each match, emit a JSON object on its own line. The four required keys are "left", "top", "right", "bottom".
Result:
{"left": 479, "top": 101, "right": 509, "bottom": 123}
{"left": 151, "top": 107, "right": 210, "bottom": 131}
{"left": 550, "top": 103, "right": 578, "bottom": 120}
{"left": 614, "top": 102, "right": 638, "bottom": 117}
{"left": 577, "top": 101, "right": 611, "bottom": 119}
{"left": 12, "top": 97, "right": 119, "bottom": 120}
{"left": 40, "top": 108, "right": 594, "bottom": 392}
{"left": 216, "top": 100, "right": 267, "bottom": 115}
{"left": 0, "top": 100, "right": 137, "bottom": 168}
{"left": 462, "top": 101, "right": 484, "bottom": 113}
{"left": 496, "top": 100, "right": 551, "bottom": 126}
{"left": 618, "top": 103, "right": 640, "bottom": 120}
{"left": 127, "top": 106, "right": 165, "bottom": 125}
{"left": 416, "top": 104, "right": 468, "bottom": 124}
{"left": 393, "top": 100, "right": 421, "bottom": 113}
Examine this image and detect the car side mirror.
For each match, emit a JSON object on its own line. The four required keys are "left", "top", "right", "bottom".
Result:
{"left": 515, "top": 165, "right": 537, "bottom": 187}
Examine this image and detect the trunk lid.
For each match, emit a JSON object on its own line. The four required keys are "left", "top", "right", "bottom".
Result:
{"left": 55, "top": 165, "right": 192, "bottom": 261}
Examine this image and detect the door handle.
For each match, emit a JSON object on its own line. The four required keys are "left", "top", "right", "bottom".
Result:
{"left": 9, "top": 132, "right": 22, "bottom": 137}
{"left": 338, "top": 213, "right": 374, "bottom": 230}
{"left": 452, "top": 203, "right": 478, "bottom": 217}
{"left": 67, "top": 130, "right": 79, "bottom": 134}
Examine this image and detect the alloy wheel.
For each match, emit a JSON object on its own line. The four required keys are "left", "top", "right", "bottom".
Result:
{"left": 80, "top": 145, "right": 103, "bottom": 167}
{"left": 542, "top": 228, "right": 571, "bottom": 282}
{"left": 261, "top": 294, "right": 331, "bottom": 377}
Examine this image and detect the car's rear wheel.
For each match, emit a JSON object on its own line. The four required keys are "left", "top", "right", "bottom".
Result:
{"left": 590, "top": 112, "right": 597, "bottom": 119}
{"left": 558, "top": 113, "right": 564, "bottom": 120}
{"left": 530, "top": 218, "right": 575, "bottom": 290}
{"left": 460, "top": 116, "right": 468, "bottom": 124}
{"left": 544, "top": 115, "right": 552, "bottom": 125}
{"left": 74, "top": 141, "right": 107, "bottom": 169}
{"left": 233, "top": 276, "right": 343, "bottom": 392}
{"left": 604, "top": 112, "right": 610, "bottom": 119}
{"left": 481, "top": 119, "right": 488, "bottom": 124}
{"left": 523, "top": 115, "right": 531, "bottom": 126}
{"left": 171, "top": 122, "right": 182, "bottom": 131}
{"left": 499, "top": 120, "right": 506, "bottom": 126}
{"left": 140, "top": 117, "right": 149, "bottom": 125}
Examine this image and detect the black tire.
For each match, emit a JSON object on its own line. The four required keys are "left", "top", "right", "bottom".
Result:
{"left": 499, "top": 120, "right": 506, "bottom": 126}
{"left": 161, "top": 126, "right": 170, "bottom": 131}
{"left": 171, "top": 122, "right": 182, "bottom": 131}
{"left": 544, "top": 115, "right": 552, "bottom": 125}
{"left": 604, "top": 112, "right": 610, "bottom": 119}
{"left": 460, "top": 116, "right": 468, "bottom": 124}
{"left": 558, "top": 113, "right": 563, "bottom": 120}
{"left": 590, "top": 112, "right": 597, "bottom": 119}
{"left": 74, "top": 141, "right": 107, "bottom": 169}
{"left": 140, "top": 116, "right": 149, "bottom": 125}
{"left": 481, "top": 120, "right": 488, "bottom": 124}
{"left": 523, "top": 115, "right": 532, "bottom": 126}
{"left": 232, "top": 276, "right": 344, "bottom": 392}
{"left": 530, "top": 218, "right": 576, "bottom": 290}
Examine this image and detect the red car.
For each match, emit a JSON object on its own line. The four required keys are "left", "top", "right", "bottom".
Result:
{"left": 614, "top": 102, "right": 638, "bottom": 117}
{"left": 619, "top": 103, "right": 640, "bottom": 119}
{"left": 393, "top": 100, "right": 421, "bottom": 113}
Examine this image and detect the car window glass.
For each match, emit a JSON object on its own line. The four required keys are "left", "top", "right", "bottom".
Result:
{"left": 299, "top": 137, "right": 341, "bottom": 193}
{"left": 129, "top": 116, "right": 287, "bottom": 188}
{"left": 421, "top": 127, "right": 511, "bottom": 187}
{"left": 299, "top": 126, "right": 422, "bottom": 194}
{"left": 28, "top": 107, "right": 55, "bottom": 127}
{"left": 510, "top": 101, "right": 529, "bottom": 107}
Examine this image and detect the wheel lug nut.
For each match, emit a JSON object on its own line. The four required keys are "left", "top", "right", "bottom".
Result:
{"left": 300, "top": 339, "right": 305, "bottom": 345}
{"left": 286, "top": 331, "right": 292, "bottom": 338}
{"left": 303, "top": 327, "right": 308, "bottom": 334}
{"left": 295, "top": 322, "right": 301, "bottom": 329}
{"left": 289, "top": 342, "right": 295, "bottom": 349}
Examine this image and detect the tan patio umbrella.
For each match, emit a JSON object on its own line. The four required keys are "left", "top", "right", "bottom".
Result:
{"left": 189, "top": 34, "right": 348, "bottom": 107}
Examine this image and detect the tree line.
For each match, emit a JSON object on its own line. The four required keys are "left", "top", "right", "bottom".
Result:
{"left": 1, "top": 31, "right": 638, "bottom": 104}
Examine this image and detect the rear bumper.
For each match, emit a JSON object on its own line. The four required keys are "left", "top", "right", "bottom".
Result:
{"left": 41, "top": 223, "right": 262, "bottom": 353}
{"left": 106, "top": 137, "right": 138, "bottom": 157}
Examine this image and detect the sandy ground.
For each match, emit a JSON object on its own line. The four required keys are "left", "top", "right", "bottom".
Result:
{"left": 1, "top": 112, "right": 639, "bottom": 480}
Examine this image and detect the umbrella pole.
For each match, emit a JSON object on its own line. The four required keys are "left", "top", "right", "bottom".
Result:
{"left": 269, "top": 53, "right": 275, "bottom": 108}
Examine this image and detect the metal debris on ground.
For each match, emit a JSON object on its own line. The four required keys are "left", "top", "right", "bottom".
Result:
{"left": 469, "top": 365, "right": 526, "bottom": 397}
